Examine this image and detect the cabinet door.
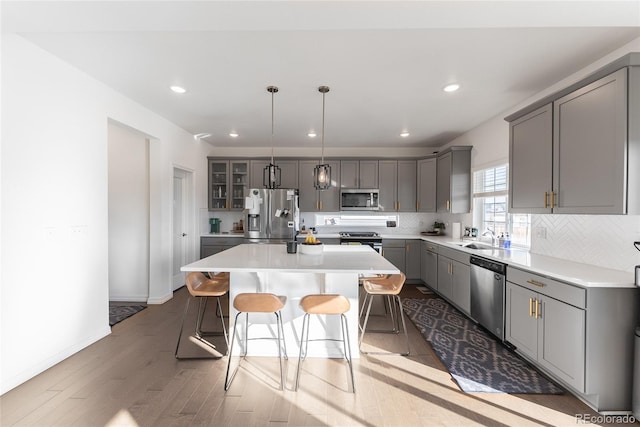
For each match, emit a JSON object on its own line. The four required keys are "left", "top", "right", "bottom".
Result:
{"left": 404, "top": 240, "right": 421, "bottom": 280}
{"left": 451, "top": 260, "right": 470, "bottom": 315}
{"left": 436, "top": 152, "right": 452, "bottom": 213}
{"left": 509, "top": 104, "right": 553, "bottom": 213}
{"left": 538, "top": 295, "right": 586, "bottom": 391}
{"left": 397, "top": 160, "right": 417, "bottom": 212}
{"left": 420, "top": 242, "right": 429, "bottom": 283}
{"left": 553, "top": 68, "right": 627, "bottom": 214}
{"left": 505, "top": 282, "right": 538, "bottom": 360}
{"left": 383, "top": 247, "right": 405, "bottom": 271}
{"left": 424, "top": 249, "right": 438, "bottom": 290}
{"left": 359, "top": 160, "right": 379, "bottom": 188}
{"left": 437, "top": 257, "right": 453, "bottom": 300}
{"left": 250, "top": 160, "right": 298, "bottom": 189}
{"left": 229, "top": 161, "right": 250, "bottom": 210}
{"left": 340, "top": 160, "right": 359, "bottom": 188}
{"left": 417, "top": 158, "right": 437, "bottom": 212}
{"left": 297, "top": 160, "right": 319, "bottom": 212}
{"left": 209, "top": 160, "right": 229, "bottom": 210}
{"left": 378, "top": 160, "right": 397, "bottom": 211}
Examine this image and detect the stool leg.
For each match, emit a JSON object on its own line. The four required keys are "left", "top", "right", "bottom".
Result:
{"left": 174, "top": 296, "right": 192, "bottom": 358}
{"left": 275, "top": 311, "right": 286, "bottom": 390}
{"left": 224, "top": 312, "right": 243, "bottom": 391}
{"left": 195, "top": 297, "right": 207, "bottom": 337}
{"left": 341, "top": 313, "right": 356, "bottom": 393}
{"left": 395, "top": 295, "right": 410, "bottom": 356}
{"left": 294, "top": 313, "right": 310, "bottom": 391}
{"left": 359, "top": 293, "right": 375, "bottom": 350}
{"left": 216, "top": 296, "right": 229, "bottom": 350}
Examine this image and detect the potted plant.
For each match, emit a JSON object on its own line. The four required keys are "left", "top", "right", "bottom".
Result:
{"left": 433, "top": 221, "right": 446, "bottom": 234}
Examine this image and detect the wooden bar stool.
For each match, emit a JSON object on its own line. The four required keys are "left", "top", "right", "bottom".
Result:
{"left": 295, "top": 294, "right": 355, "bottom": 393}
{"left": 175, "top": 272, "right": 229, "bottom": 359}
{"left": 359, "top": 272, "right": 410, "bottom": 356}
{"left": 224, "top": 293, "right": 288, "bottom": 391}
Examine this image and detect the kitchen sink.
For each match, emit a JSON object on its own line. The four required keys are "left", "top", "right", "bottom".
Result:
{"left": 448, "top": 241, "right": 501, "bottom": 251}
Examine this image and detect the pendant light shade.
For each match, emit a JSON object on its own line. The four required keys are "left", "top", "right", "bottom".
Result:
{"left": 263, "top": 86, "right": 281, "bottom": 189}
{"left": 314, "top": 86, "right": 332, "bottom": 190}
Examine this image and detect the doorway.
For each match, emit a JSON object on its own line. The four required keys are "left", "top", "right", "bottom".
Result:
{"left": 172, "top": 167, "right": 194, "bottom": 290}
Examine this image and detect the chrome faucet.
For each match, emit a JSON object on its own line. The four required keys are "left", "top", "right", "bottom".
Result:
{"left": 482, "top": 228, "right": 498, "bottom": 247}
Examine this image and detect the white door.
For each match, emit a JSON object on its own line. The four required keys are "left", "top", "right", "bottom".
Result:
{"left": 172, "top": 168, "right": 192, "bottom": 290}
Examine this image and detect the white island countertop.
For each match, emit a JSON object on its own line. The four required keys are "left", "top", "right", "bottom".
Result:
{"left": 181, "top": 243, "right": 400, "bottom": 275}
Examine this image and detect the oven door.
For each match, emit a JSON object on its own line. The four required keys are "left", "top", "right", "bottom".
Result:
{"left": 340, "top": 239, "right": 382, "bottom": 254}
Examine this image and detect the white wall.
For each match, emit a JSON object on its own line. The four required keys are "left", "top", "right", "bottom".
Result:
{"left": 108, "top": 123, "right": 149, "bottom": 301}
{"left": 0, "top": 34, "right": 211, "bottom": 394}
{"left": 440, "top": 36, "right": 640, "bottom": 273}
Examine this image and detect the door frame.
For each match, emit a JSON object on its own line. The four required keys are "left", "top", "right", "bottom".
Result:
{"left": 172, "top": 165, "right": 195, "bottom": 290}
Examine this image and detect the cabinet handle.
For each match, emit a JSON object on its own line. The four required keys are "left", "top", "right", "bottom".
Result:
{"left": 397, "top": 201, "right": 400, "bottom": 211}
{"left": 550, "top": 191, "right": 556, "bottom": 208}
{"left": 449, "top": 263, "right": 453, "bottom": 275}
{"left": 527, "top": 280, "right": 546, "bottom": 288}
{"left": 535, "top": 299, "right": 541, "bottom": 319}
{"left": 416, "top": 201, "right": 419, "bottom": 210}
{"left": 529, "top": 298, "right": 534, "bottom": 317}
{"left": 544, "top": 192, "right": 549, "bottom": 208}
{"left": 446, "top": 200, "right": 450, "bottom": 211}
{"left": 319, "top": 200, "right": 323, "bottom": 210}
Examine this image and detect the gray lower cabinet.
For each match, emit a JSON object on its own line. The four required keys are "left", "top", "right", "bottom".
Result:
{"left": 420, "top": 241, "right": 438, "bottom": 289}
{"left": 417, "top": 157, "right": 437, "bottom": 212}
{"left": 404, "top": 240, "right": 421, "bottom": 280}
{"left": 436, "top": 247, "right": 470, "bottom": 314}
{"left": 200, "top": 236, "right": 243, "bottom": 259}
{"left": 505, "top": 266, "right": 638, "bottom": 412}
{"left": 297, "top": 160, "right": 340, "bottom": 212}
{"left": 436, "top": 147, "right": 472, "bottom": 214}
{"left": 382, "top": 239, "right": 405, "bottom": 272}
{"left": 250, "top": 160, "right": 298, "bottom": 189}
{"left": 382, "top": 239, "right": 421, "bottom": 281}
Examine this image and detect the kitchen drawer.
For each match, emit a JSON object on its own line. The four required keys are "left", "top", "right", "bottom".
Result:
{"left": 423, "top": 241, "right": 439, "bottom": 254}
{"left": 507, "top": 266, "right": 586, "bottom": 309}
{"left": 382, "top": 239, "right": 405, "bottom": 248}
{"left": 438, "top": 245, "right": 470, "bottom": 265}
{"left": 201, "top": 236, "right": 244, "bottom": 246}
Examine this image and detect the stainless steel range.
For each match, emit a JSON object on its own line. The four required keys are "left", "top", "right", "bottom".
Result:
{"left": 339, "top": 231, "right": 382, "bottom": 253}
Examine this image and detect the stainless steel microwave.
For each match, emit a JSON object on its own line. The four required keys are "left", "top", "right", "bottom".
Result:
{"left": 340, "top": 189, "right": 380, "bottom": 210}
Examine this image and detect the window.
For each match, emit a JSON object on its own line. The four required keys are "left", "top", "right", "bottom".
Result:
{"left": 473, "top": 165, "right": 531, "bottom": 248}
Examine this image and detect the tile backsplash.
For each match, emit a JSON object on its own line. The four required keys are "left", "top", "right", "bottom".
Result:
{"left": 531, "top": 214, "right": 640, "bottom": 273}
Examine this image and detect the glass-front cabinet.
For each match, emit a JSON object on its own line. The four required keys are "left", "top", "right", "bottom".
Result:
{"left": 208, "top": 159, "right": 249, "bottom": 211}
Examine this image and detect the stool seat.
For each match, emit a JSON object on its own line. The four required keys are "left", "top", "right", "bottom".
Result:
{"left": 299, "top": 294, "right": 350, "bottom": 315}
{"left": 233, "top": 293, "right": 286, "bottom": 313}
{"left": 362, "top": 275, "right": 403, "bottom": 295}
{"left": 187, "top": 273, "right": 229, "bottom": 297}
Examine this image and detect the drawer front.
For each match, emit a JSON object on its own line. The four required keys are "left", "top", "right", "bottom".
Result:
{"left": 201, "top": 236, "right": 243, "bottom": 246}
{"left": 382, "top": 239, "right": 405, "bottom": 248}
{"left": 422, "top": 241, "right": 439, "bottom": 254}
{"left": 507, "top": 266, "right": 586, "bottom": 308}
{"left": 438, "top": 246, "right": 470, "bottom": 265}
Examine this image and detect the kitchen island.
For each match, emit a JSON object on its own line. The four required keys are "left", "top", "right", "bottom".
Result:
{"left": 181, "top": 243, "right": 400, "bottom": 358}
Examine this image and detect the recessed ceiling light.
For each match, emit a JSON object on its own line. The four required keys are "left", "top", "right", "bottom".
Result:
{"left": 308, "top": 132, "right": 317, "bottom": 138}
{"left": 229, "top": 132, "right": 239, "bottom": 138}
{"left": 400, "top": 132, "right": 410, "bottom": 138}
{"left": 170, "top": 85, "right": 186, "bottom": 94}
{"left": 443, "top": 83, "right": 460, "bottom": 93}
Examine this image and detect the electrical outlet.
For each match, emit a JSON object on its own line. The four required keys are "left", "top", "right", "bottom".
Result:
{"left": 535, "top": 226, "right": 547, "bottom": 239}
{"left": 70, "top": 225, "right": 88, "bottom": 240}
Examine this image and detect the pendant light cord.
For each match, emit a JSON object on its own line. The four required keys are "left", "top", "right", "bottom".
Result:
{"left": 321, "top": 90, "right": 326, "bottom": 163}
{"left": 271, "top": 88, "right": 275, "bottom": 164}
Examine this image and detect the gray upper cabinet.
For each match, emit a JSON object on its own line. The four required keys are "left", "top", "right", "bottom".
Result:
{"left": 340, "top": 160, "right": 378, "bottom": 188}
{"left": 509, "top": 104, "right": 553, "bottom": 214}
{"left": 436, "top": 147, "right": 472, "bottom": 213}
{"left": 553, "top": 68, "right": 628, "bottom": 214}
{"left": 250, "top": 160, "right": 298, "bottom": 189}
{"left": 207, "top": 159, "right": 250, "bottom": 211}
{"left": 298, "top": 160, "right": 340, "bottom": 212}
{"left": 507, "top": 58, "right": 640, "bottom": 215}
{"left": 378, "top": 160, "right": 417, "bottom": 212}
{"left": 417, "top": 157, "right": 437, "bottom": 212}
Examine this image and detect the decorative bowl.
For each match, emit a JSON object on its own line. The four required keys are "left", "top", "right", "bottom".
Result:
{"left": 299, "top": 243, "right": 324, "bottom": 255}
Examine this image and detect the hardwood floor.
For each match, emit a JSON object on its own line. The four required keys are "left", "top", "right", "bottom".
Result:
{"left": 1, "top": 285, "right": 615, "bottom": 426}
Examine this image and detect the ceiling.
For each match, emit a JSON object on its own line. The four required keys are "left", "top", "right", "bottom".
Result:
{"left": 4, "top": 1, "right": 640, "bottom": 149}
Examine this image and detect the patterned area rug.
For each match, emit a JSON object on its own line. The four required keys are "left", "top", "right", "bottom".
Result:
{"left": 402, "top": 297, "right": 563, "bottom": 394}
{"left": 109, "top": 304, "right": 146, "bottom": 326}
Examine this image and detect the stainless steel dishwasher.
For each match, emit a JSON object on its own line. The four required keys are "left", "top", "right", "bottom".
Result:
{"left": 470, "top": 255, "right": 507, "bottom": 341}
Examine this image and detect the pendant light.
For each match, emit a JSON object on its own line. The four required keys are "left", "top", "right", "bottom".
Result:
{"left": 263, "top": 85, "right": 281, "bottom": 189}
{"left": 314, "top": 86, "right": 331, "bottom": 190}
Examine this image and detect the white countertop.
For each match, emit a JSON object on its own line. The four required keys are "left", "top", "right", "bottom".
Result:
{"left": 182, "top": 243, "right": 401, "bottom": 275}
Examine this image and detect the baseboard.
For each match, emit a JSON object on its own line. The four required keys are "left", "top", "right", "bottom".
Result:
{"left": 147, "top": 292, "right": 173, "bottom": 305}
{"left": 109, "top": 295, "right": 148, "bottom": 303}
{"left": 0, "top": 326, "right": 111, "bottom": 395}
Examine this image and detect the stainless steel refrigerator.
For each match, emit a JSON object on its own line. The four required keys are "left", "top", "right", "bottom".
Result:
{"left": 244, "top": 188, "right": 299, "bottom": 242}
